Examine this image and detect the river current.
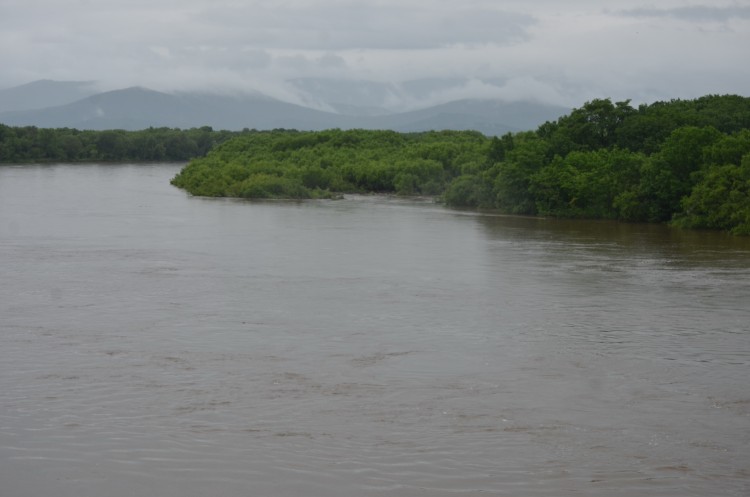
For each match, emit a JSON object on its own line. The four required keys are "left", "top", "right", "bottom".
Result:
{"left": 1, "top": 163, "right": 749, "bottom": 496}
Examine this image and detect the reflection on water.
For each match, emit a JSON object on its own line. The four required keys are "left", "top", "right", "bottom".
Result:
{"left": 1, "top": 164, "right": 749, "bottom": 497}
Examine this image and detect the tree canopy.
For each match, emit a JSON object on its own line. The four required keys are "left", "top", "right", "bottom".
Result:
{"left": 170, "top": 128, "right": 488, "bottom": 199}
{"left": 0, "top": 125, "right": 239, "bottom": 163}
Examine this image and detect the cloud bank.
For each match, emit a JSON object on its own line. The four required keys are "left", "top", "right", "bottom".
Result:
{"left": 0, "top": 0, "right": 748, "bottom": 108}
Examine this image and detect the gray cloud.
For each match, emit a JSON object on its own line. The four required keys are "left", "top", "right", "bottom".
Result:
{"left": 619, "top": 5, "right": 750, "bottom": 23}
{"left": 193, "top": 3, "right": 535, "bottom": 50}
{"left": 0, "top": 1, "right": 748, "bottom": 108}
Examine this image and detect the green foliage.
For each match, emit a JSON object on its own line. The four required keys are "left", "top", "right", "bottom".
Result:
{"left": 530, "top": 148, "right": 645, "bottom": 219}
{"left": 171, "top": 129, "right": 487, "bottom": 200}
{"left": 492, "top": 132, "right": 549, "bottom": 214}
{"left": 673, "top": 154, "right": 750, "bottom": 235}
{"left": 616, "top": 126, "right": 724, "bottom": 222}
{"left": 540, "top": 99, "right": 636, "bottom": 156}
{"left": 443, "top": 174, "right": 494, "bottom": 208}
{"left": 0, "top": 124, "right": 238, "bottom": 163}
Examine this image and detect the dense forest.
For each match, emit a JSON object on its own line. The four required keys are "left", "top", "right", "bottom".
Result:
{"left": 2, "top": 95, "right": 750, "bottom": 234}
{"left": 171, "top": 95, "right": 750, "bottom": 235}
{"left": 0, "top": 125, "right": 240, "bottom": 162}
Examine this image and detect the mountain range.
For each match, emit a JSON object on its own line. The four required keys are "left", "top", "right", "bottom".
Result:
{"left": 0, "top": 80, "right": 569, "bottom": 135}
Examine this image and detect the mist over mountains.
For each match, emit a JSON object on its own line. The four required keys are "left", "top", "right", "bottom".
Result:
{"left": 0, "top": 80, "right": 569, "bottom": 135}
{"left": 0, "top": 80, "right": 100, "bottom": 113}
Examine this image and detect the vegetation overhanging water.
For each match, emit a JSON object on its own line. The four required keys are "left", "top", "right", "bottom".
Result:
{"left": 2, "top": 94, "right": 749, "bottom": 234}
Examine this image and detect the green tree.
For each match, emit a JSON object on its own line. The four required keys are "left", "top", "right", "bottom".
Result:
{"left": 493, "top": 132, "right": 549, "bottom": 214}
{"left": 96, "top": 130, "right": 127, "bottom": 160}
{"left": 530, "top": 148, "right": 644, "bottom": 219}
{"left": 674, "top": 154, "right": 750, "bottom": 235}
{"left": 540, "top": 99, "right": 635, "bottom": 156}
{"left": 616, "top": 126, "right": 723, "bottom": 222}
{"left": 443, "top": 174, "right": 495, "bottom": 208}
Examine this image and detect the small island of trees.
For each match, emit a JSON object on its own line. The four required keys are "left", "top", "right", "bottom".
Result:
{"left": 171, "top": 95, "right": 750, "bottom": 235}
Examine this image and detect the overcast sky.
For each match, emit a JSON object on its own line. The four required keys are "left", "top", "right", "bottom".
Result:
{"left": 1, "top": 0, "right": 749, "bottom": 108}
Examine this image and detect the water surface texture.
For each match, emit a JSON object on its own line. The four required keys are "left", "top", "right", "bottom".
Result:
{"left": 1, "top": 163, "right": 749, "bottom": 496}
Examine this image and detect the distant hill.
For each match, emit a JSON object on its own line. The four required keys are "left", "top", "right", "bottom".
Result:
{"left": 0, "top": 79, "right": 98, "bottom": 113}
{"left": 0, "top": 83, "right": 569, "bottom": 135}
{"left": 0, "top": 87, "right": 353, "bottom": 131}
{"left": 364, "top": 100, "right": 568, "bottom": 135}
{"left": 287, "top": 76, "right": 479, "bottom": 115}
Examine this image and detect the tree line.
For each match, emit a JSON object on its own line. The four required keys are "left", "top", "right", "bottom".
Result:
{"left": 172, "top": 95, "right": 750, "bottom": 235}
{"left": 0, "top": 125, "right": 240, "bottom": 163}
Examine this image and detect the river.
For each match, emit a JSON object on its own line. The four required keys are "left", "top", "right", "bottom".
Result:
{"left": 1, "top": 163, "right": 749, "bottom": 496}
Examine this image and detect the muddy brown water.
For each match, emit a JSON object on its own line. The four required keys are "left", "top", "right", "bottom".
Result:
{"left": 1, "top": 163, "right": 749, "bottom": 496}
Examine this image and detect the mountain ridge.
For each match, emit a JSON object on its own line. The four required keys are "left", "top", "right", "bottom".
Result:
{"left": 0, "top": 79, "right": 99, "bottom": 113}
{"left": 0, "top": 81, "right": 569, "bottom": 135}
